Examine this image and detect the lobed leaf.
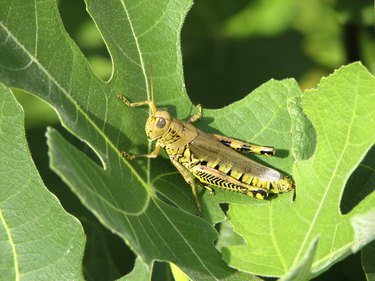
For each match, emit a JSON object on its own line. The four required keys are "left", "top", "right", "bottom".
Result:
{"left": 0, "top": 84, "right": 85, "bottom": 280}
{"left": 223, "top": 62, "right": 375, "bottom": 278}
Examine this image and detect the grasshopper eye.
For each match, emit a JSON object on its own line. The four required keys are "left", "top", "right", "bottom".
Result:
{"left": 156, "top": 117, "right": 166, "bottom": 128}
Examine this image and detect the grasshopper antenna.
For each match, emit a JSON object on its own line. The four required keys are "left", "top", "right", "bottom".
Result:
{"left": 149, "top": 65, "right": 156, "bottom": 114}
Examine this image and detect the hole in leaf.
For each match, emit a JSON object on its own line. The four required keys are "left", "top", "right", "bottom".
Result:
{"left": 82, "top": 220, "right": 136, "bottom": 280}
{"left": 58, "top": 0, "right": 112, "bottom": 81}
{"left": 152, "top": 261, "right": 173, "bottom": 280}
{"left": 181, "top": 1, "right": 314, "bottom": 108}
{"left": 341, "top": 145, "right": 375, "bottom": 215}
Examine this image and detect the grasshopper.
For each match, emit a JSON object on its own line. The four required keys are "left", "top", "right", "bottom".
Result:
{"left": 118, "top": 80, "right": 295, "bottom": 215}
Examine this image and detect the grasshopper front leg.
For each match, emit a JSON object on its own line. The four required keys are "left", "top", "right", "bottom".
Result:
{"left": 117, "top": 95, "right": 151, "bottom": 107}
{"left": 118, "top": 94, "right": 160, "bottom": 159}
{"left": 213, "top": 134, "right": 275, "bottom": 156}
{"left": 121, "top": 143, "right": 162, "bottom": 160}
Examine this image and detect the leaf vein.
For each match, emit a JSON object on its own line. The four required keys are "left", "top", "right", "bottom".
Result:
{"left": 0, "top": 209, "right": 20, "bottom": 281}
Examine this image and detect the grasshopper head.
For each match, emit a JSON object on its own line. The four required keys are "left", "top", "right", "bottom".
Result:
{"left": 144, "top": 66, "right": 173, "bottom": 140}
{"left": 145, "top": 110, "right": 172, "bottom": 140}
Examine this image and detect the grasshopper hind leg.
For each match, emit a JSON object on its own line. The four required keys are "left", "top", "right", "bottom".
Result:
{"left": 246, "top": 188, "right": 268, "bottom": 199}
{"left": 190, "top": 165, "right": 269, "bottom": 199}
{"left": 213, "top": 134, "right": 275, "bottom": 156}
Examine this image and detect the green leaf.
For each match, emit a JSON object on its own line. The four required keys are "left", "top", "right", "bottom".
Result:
{"left": 288, "top": 96, "right": 316, "bottom": 161}
{"left": 223, "top": 62, "right": 375, "bottom": 278}
{"left": 170, "top": 263, "right": 190, "bottom": 281}
{"left": 47, "top": 127, "right": 251, "bottom": 280}
{"left": 0, "top": 83, "right": 85, "bottom": 280}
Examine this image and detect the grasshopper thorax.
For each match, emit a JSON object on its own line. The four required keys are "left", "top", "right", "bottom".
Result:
{"left": 145, "top": 110, "right": 172, "bottom": 140}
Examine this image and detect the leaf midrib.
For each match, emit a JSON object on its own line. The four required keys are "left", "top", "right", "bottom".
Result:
{"left": 119, "top": 0, "right": 154, "bottom": 185}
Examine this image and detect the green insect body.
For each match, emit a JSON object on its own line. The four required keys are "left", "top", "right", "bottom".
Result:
{"left": 118, "top": 82, "right": 295, "bottom": 215}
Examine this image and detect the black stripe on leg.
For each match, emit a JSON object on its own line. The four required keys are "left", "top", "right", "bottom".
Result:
{"left": 240, "top": 144, "right": 250, "bottom": 151}
{"left": 220, "top": 140, "right": 231, "bottom": 147}
{"left": 252, "top": 189, "right": 267, "bottom": 197}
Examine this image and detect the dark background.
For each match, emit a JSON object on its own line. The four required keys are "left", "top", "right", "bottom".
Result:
{"left": 15, "top": 0, "right": 374, "bottom": 280}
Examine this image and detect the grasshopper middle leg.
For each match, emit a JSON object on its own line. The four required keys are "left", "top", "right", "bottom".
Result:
{"left": 170, "top": 159, "right": 203, "bottom": 216}
{"left": 187, "top": 104, "right": 202, "bottom": 123}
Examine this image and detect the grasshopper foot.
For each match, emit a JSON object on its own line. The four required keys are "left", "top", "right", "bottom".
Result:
{"left": 204, "top": 186, "right": 216, "bottom": 195}
{"left": 195, "top": 204, "right": 203, "bottom": 217}
{"left": 121, "top": 151, "right": 135, "bottom": 160}
{"left": 117, "top": 95, "right": 131, "bottom": 106}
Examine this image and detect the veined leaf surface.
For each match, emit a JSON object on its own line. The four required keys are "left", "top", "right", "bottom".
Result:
{"left": 224, "top": 63, "right": 375, "bottom": 279}
{"left": 0, "top": 0, "right": 374, "bottom": 279}
{"left": 0, "top": 84, "right": 85, "bottom": 280}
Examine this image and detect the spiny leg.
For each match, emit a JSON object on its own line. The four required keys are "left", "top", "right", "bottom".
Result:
{"left": 170, "top": 159, "right": 203, "bottom": 216}
{"left": 188, "top": 104, "right": 202, "bottom": 123}
{"left": 213, "top": 134, "right": 275, "bottom": 156}
{"left": 190, "top": 164, "right": 269, "bottom": 199}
